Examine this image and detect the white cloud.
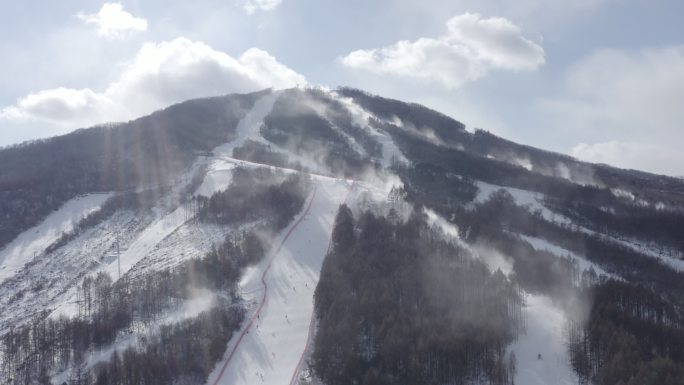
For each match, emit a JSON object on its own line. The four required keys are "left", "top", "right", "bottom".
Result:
{"left": 572, "top": 142, "right": 684, "bottom": 177}
{"left": 341, "top": 13, "right": 544, "bottom": 88}
{"left": 545, "top": 46, "right": 684, "bottom": 134}
{"left": 244, "top": 0, "right": 283, "bottom": 14}
{"left": 0, "top": 38, "right": 306, "bottom": 127}
{"left": 539, "top": 46, "right": 684, "bottom": 176}
{"left": 77, "top": 3, "right": 147, "bottom": 39}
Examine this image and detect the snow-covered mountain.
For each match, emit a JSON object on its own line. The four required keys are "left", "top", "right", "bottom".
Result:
{"left": 1, "top": 87, "right": 683, "bottom": 385}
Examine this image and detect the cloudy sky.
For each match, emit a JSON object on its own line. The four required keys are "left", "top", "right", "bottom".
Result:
{"left": 1, "top": 0, "right": 683, "bottom": 176}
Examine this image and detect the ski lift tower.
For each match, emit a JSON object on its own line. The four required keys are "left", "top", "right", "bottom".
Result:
{"left": 103, "top": 230, "right": 122, "bottom": 279}
{"left": 116, "top": 231, "right": 120, "bottom": 279}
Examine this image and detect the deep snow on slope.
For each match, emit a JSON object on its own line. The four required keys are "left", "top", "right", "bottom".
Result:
{"left": 213, "top": 91, "right": 281, "bottom": 156}
{"left": 13, "top": 159, "right": 234, "bottom": 324}
{"left": 1, "top": 89, "right": 635, "bottom": 385}
{"left": 1, "top": 209, "right": 154, "bottom": 329}
{"left": 212, "top": 90, "right": 332, "bottom": 175}
{"left": 51, "top": 289, "right": 220, "bottom": 385}
{"left": 206, "top": 178, "right": 355, "bottom": 385}
{"left": 510, "top": 294, "right": 578, "bottom": 385}
{"left": 473, "top": 181, "right": 571, "bottom": 224}
{"left": 333, "top": 93, "right": 408, "bottom": 167}
{"left": 196, "top": 163, "right": 236, "bottom": 196}
{"left": 126, "top": 221, "right": 230, "bottom": 280}
{"left": 611, "top": 236, "right": 684, "bottom": 272}
{"left": 519, "top": 234, "right": 612, "bottom": 278}
{"left": 425, "top": 209, "right": 578, "bottom": 385}
{"left": 101, "top": 202, "right": 192, "bottom": 281}
{"left": 572, "top": 223, "right": 684, "bottom": 273}
{"left": 0, "top": 193, "right": 111, "bottom": 285}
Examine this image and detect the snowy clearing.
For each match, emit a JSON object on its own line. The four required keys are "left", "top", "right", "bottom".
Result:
{"left": 575, "top": 224, "right": 684, "bottom": 273}
{"left": 611, "top": 235, "right": 684, "bottom": 273}
{"left": 0, "top": 193, "right": 111, "bottom": 285}
{"left": 334, "top": 93, "right": 409, "bottom": 167}
{"left": 213, "top": 91, "right": 281, "bottom": 157}
{"left": 473, "top": 181, "right": 571, "bottom": 224}
{"left": 510, "top": 294, "right": 578, "bottom": 385}
{"left": 519, "top": 234, "right": 612, "bottom": 278}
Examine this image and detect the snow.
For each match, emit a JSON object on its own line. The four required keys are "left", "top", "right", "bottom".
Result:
{"left": 574, "top": 224, "right": 684, "bottom": 273}
{"left": 0, "top": 209, "right": 155, "bottom": 330}
{"left": 40, "top": 155, "right": 237, "bottom": 323}
{"left": 611, "top": 235, "right": 684, "bottom": 272}
{"left": 212, "top": 156, "right": 338, "bottom": 184}
{"left": 0, "top": 90, "right": 598, "bottom": 385}
{"left": 333, "top": 92, "right": 409, "bottom": 167}
{"left": 43, "top": 210, "right": 155, "bottom": 320}
{"left": 100, "top": 159, "right": 240, "bottom": 283}
{"left": 196, "top": 163, "right": 236, "bottom": 196}
{"left": 477, "top": 245, "right": 515, "bottom": 276}
{"left": 510, "top": 294, "right": 578, "bottom": 385}
{"left": 473, "top": 181, "right": 571, "bottom": 224}
{"left": 214, "top": 91, "right": 281, "bottom": 157}
{"left": 102, "top": 202, "right": 190, "bottom": 281}
{"left": 51, "top": 289, "right": 219, "bottom": 385}
{"left": 211, "top": 90, "right": 332, "bottom": 176}
{"left": 474, "top": 235, "right": 594, "bottom": 385}
{"left": 610, "top": 188, "right": 657, "bottom": 208}
{"left": 206, "top": 178, "right": 356, "bottom": 385}
{"left": 519, "top": 234, "right": 612, "bottom": 278}
{"left": 374, "top": 126, "right": 409, "bottom": 167}
{"left": 384, "top": 208, "right": 578, "bottom": 385}
{"left": 127, "top": 221, "right": 230, "bottom": 280}
{"left": 513, "top": 157, "right": 533, "bottom": 171}
{"left": 611, "top": 188, "right": 635, "bottom": 201}
{"left": 0, "top": 193, "right": 111, "bottom": 285}
{"left": 99, "top": 107, "right": 309, "bottom": 283}
{"left": 424, "top": 209, "right": 472, "bottom": 251}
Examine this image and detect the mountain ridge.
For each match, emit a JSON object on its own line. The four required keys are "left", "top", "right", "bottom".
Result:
{"left": 1, "top": 86, "right": 684, "bottom": 385}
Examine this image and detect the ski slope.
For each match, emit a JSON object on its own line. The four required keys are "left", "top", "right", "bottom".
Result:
{"left": 213, "top": 91, "right": 281, "bottom": 156}
{"left": 510, "top": 294, "right": 578, "bottom": 385}
{"left": 473, "top": 181, "right": 571, "bottom": 224}
{"left": 334, "top": 92, "right": 408, "bottom": 167}
{"left": 207, "top": 178, "right": 355, "bottom": 385}
{"left": 519, "top": 234, "right": 612, "bottom": 278}
{"left": 0, "top": 193, "right": 110, "bottom": 284}
{"left": 102, "top": 203, "right": 191, "bottom": 281}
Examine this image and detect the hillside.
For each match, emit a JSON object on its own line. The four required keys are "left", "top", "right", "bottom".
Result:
{"left": 1, "top": 87, "right": 684, "bottom": 385}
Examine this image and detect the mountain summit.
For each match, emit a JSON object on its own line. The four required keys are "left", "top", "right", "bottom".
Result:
{"left": 1, "top": 87, "right": 684, "bottom": 385}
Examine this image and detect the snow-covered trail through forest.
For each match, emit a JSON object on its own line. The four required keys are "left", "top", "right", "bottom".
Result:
{"left": 510, "top": 294, "right": 578, "bottom": 385}
{"left": 207, "top": 178, "right": 355, "bottom": 385}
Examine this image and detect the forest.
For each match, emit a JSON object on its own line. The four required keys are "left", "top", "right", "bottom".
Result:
{"left": 231, "top": 140, "right": 305, "bottom": 171}
{"left": 339, "top": 86, "right": 684, "bottom": 198}
{"left": 196, "top": 166, "right": 312, "bottom": 232}
{"left": 568, "top": 279, "right": 684, "bottom": 385}
{"left": 397, "top": 156, "right": 684, "bottom": 384}
{"left": 387, "top": 116, "right": 684, "bottom": 256}
{"left": 0, "top": 230, "right": 259, "bottom": 384}
{"left": 0, "top": 91, "right": 263, "bottom": 251}
{"left": 311, "top": 205, "right": 523, "bottom": 385}
{"left": 261, "top": 89, "right": 375, "bottom": 177}
{"left": 0, "top": 165, "right": 312, "bottom": 385}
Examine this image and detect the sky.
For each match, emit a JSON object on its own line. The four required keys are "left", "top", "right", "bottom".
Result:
{"left": 0, "top": 0, "right": 683, "bottom": 176}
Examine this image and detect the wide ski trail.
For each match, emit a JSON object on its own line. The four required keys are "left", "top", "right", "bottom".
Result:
{"left": 207, "top": 178, "right": 354, "bottom": 385}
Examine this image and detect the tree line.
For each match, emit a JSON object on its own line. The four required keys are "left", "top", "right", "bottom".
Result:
{"left": 197, "top": 167, "right": 312, "bottom": 232}
{"left": 568, "top": 279, "right": 684, "bottom": 385}
{"left": 0, "top": 91, "right": 263, "bottom": 251}
{"left": 0, "top": 228, "right": 264, "bottom": 384}
{"left": 1, "top": 165, "right": 314, "bottom": 384}
{"left": 311, "top": 205, "right": 523, "bottom": 385}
